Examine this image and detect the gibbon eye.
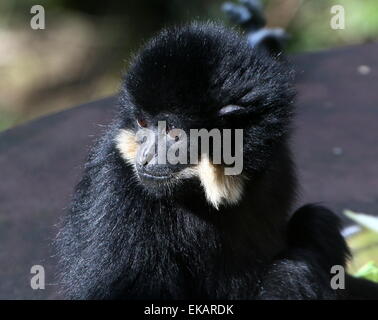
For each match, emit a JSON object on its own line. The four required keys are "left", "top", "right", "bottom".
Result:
{"left": 167, "top": 127, "right": 182, "bottom": 142}
{"left": 218, "top": 105, "right": 243, "bottom": 116}
{"left": 137, "top": 117, "right": 148, "bottom": 128}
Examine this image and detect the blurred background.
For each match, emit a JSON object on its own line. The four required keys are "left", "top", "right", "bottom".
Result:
{"left": 1, "top": 0, "right": 378, "bottom": 132}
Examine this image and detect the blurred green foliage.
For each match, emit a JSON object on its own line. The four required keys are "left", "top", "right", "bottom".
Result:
{"left": 355, "top": 262, "right": 378, "bottom": 283}
{"left": 0, "top": 111, "right": 16, "bottom": 132}
{"left": 348, "top": 229, "right": 378, "bottom": 274}
{"left": 287, "top": 0, "right": 378, "bottom": 52}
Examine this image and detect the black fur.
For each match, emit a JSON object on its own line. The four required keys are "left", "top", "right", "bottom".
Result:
{"left": 258, "top": 204, "right": 350, "bottom": 299}
{"left": 56, "top": 22, "right": 352, "bottom": 300}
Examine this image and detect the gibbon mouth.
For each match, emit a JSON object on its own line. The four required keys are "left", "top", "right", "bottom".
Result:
{"left": 138, "top": 171, "right": 173, "bottom": 181}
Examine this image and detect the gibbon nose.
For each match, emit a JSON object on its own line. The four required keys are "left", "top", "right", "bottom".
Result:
{"left": 135, "top": 138, "right": 170, "bottom": 177}
{"left": 138, "top": 142, "right": 154, "bottom": 166}
{"left": 136, "top": 123, "right": 188, "bottom": 178}
{"left": 136, "top": 148, "right": 187, "bottom": 179}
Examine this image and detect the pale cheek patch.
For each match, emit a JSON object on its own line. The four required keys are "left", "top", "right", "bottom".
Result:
{"left": 115, "top": 129, "right": 138, "bottom": 166}
{"left": 196, "top": 155, "right": 244, "bottom": 210}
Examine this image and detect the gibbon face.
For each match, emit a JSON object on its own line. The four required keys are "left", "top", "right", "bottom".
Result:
{"left": 114, "top": 23, "right": 295, "bottom": 209}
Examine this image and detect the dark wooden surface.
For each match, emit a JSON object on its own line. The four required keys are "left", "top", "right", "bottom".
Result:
{"left": 0, "top": 42, "right": 377, "bottom": 299}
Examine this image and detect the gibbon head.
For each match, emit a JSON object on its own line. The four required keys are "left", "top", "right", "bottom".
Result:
{"left": 115, "top": 22, "right": 295, "bottom": 209}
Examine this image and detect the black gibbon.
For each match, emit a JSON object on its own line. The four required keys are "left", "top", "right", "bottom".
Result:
{"left": 56, "top": 22, "right": 369, "bottom": 300}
